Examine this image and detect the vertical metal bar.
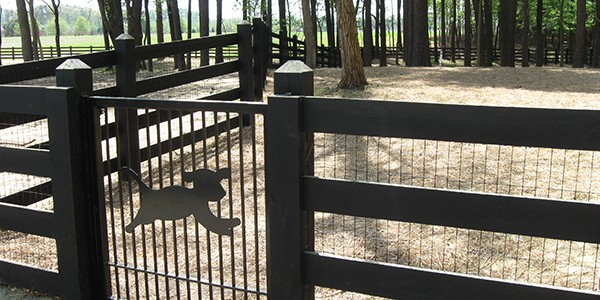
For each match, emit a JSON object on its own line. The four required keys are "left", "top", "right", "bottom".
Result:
{"left": 167, "top": 110, "right": 182, "bottom": 298}
{"left": 225, "top": 113, "right": 236, "bottom": 299}
{"left": 106, "top": 109, "right": 121, "bottom": 297}
{"left": 149, "top": 110, "right": 160, "bottom": 300}
{"left": 251, "top": 114, "right": 261, "bottom": 299}
{"left": 142, "top": 109, "right": 152, "bottom": 300}
{"left": 202, "top": 111, "right": 214, "bottom": 300}
{"left": 239, "top": 113, "right": 249, "bottom": 298}
{"left": 213, "top": 111, "right": 225, "bottom": 300}
{"left": 191, "top": 111, "right": 204, "bottom": 300}
{"left": 113, "top": 108, "right": 131, "bottom": 298}
{"left": 156, "top": 110, "right": 170, "bottom": 299}
{"left": 124, "top": 109, "right": 141, "bottom": 299}
{"left": 180, "top": 110, "right": 192, "bottom": 300}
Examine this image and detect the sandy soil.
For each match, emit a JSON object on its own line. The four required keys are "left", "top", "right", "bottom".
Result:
{"left": 313, "top": 65, "right": 600, "bottom": 109}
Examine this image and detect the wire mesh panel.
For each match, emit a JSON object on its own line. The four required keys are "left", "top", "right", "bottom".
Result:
{"left": 311, "top": 132, "right": 600, "bottom": 295}
{"left": 95, "top": 99, "right": 267, "bottom": 299}
{"left": 0, "top": 112, "right": 55, "bottom": 271}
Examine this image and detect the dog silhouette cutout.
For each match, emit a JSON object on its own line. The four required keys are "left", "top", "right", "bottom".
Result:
{"left": 119, "top": 167, "right": 241, "bottom": 236}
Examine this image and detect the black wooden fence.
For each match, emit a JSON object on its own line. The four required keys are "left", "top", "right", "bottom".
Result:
{"left": 4, "top": 26, "right": 600, "bottom": 299}
{"left": 0, "top": 85, "right": 106, "bottom": 298}
{"left": 266, "top": 94, "right": 600, "bottom": 299}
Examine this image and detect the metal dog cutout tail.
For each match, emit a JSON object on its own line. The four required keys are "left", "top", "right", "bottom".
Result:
{"left": 118, "top": 167, "right": 241, "bottom": 236}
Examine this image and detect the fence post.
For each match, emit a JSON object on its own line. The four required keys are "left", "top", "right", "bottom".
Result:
{"left": 268, "top": 60, "right": 315, "bottom": 300}
{"left": 114, "top": 33, "right": 141, "bottom": 173}
{"left": 238, "top": 21, "right": 255, "bottom": 102}
{"left": 252, "top": 17, "right": 265, "bottom": 101}
{"left": 54, "top": 59, "right": 109, "bottom": 299}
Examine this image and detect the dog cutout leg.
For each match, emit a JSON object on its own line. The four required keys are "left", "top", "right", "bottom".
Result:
{"left": 125, "top": 209, "right": 156, "bottom": 233}
{"left": 193, "top": 205, "right": 241, "bottom": 236}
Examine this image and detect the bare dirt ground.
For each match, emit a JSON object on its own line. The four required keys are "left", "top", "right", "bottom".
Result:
{"left": 312, "top": 65, "right": 600, "bottom": 108}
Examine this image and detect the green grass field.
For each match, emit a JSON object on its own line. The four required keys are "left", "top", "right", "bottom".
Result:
{"left": 1, "top": 31, "right": 403, "bottom": 49}
{"left": 0, "top": 32, "right": 237, "bottom": 48}
{"left": 2, "top": 35, "right": 107, "bottom": 47}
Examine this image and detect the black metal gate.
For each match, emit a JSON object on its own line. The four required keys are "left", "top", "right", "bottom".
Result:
{"left": 91, "top": 96, "right": 268, "bottom": 299}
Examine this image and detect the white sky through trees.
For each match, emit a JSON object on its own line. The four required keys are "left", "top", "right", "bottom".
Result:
{"left": 1, "top": 0, "right": 243, "bottom": 20}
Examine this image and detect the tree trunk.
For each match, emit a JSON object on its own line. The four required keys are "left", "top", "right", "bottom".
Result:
{"left": 404, "top": 0, "right": 431, "bottom": 66}
{"left": 397, "top": 0, "right": 402, "bottom": 49}
{"left": 573, "top": 0, "right": 586, "bottom": 67}
{"left": 484, "top": 0, "right": 493, "bottom": 66}
{"left": 535, "top": 0, "right": 544, "bottom": 66}
{"left": 325, "top": 0, "right": 335, "bottom": 47}
{"left": 522, "top": 0, "right": 530, "bottom": 67}
{"left": 593, "top": 0, "right": 600, "bottom": 67}
{"left": 475, "top": 0, "right": 483, "bottom": 66}
{"left": 441, "top": 0, "right": 446, "bottom": 54}
{"left": 0, "top": 5, "right": 2, "bottom": 65}
{"left": 46, "top": 0, "right": 61, "bottom": 57}
{"left": 144, "top": 0, "right": 153, "bottom": 71}
{"left": 379, "top": 0, "right": 387, "bottom": 66}
{"left": 311, "top": 0, "right": 317, "bottom": 42}
{"left": 167, "top": 0, "right": 186, "bottom": 70}
{"left": 499, "top": 0, "right": 516, "bottom": 67}
{"left": 498, "top": 0, "right": 508, "bottom": 66}
{"left": 216, "top": 0, "right": 223, "bottom": 63}
{"left": 127, "top": 0, "right": 143, "bottom": 46}
{"left": 200, "top": 0, "right": 209, "bottom": 65}
{"left": 336, "top": 0, "right": 367, "bottom": 88}
{"left": 27, "top": 0, "right": 39, "bottom": 60}
{"left": 433, "top": 0, "right": 438, "bottom": 60}
{"left": 100, "top": 13, "right": 111, "bottom": 50}
{"left": 279, "top": 0, "right": 287, "bottom": 35}
{"left": 451, "top": 0, "right": 457, "bottom": 62}
{"left": 465, "top": 0, "right": 472, "bottom": 66}
{"left": 187, "top": 0, "right": 192, "bottom": 68}
{"left": 98, "top": 0, "right": 125, "bottom": 44}
{"left": 559, "top": 0, "right": 564, "bottom": 66}
{"left": 302, "top": 0, "right": 316, "bottom": 67}
{"left": 262, "top": 0, "right": 268, "bottom": 21}
{"left": 156, "top": 0, "right": 164, "bottom": 43}
{"left": 16, "top": 0, "right": 33, "bottom": 61}
{"left": 403, "top": 0, "right": 412, "bottom": 66}
{"left": 363, "top": 0, "right": 373, "bottom": 66}
{"left": 375, "top": 0, "right": 379, "bottom": 57}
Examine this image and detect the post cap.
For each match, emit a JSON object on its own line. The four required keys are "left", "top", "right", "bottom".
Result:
{"left": 116, "top": 33, "right": 134, "bottom": 40}
{"left": 273, "top": 60, "right": 314, "bottom": 96}
{"left": 274, "top": 60, "right": 313, "bottom": 74}
{"left": 56, "top": 58, "right": 91, "bottom": 70}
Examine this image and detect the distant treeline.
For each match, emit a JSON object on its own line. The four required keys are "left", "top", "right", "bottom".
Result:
{"left": 0, "top": 5, "right": 241, "bottom": 37}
